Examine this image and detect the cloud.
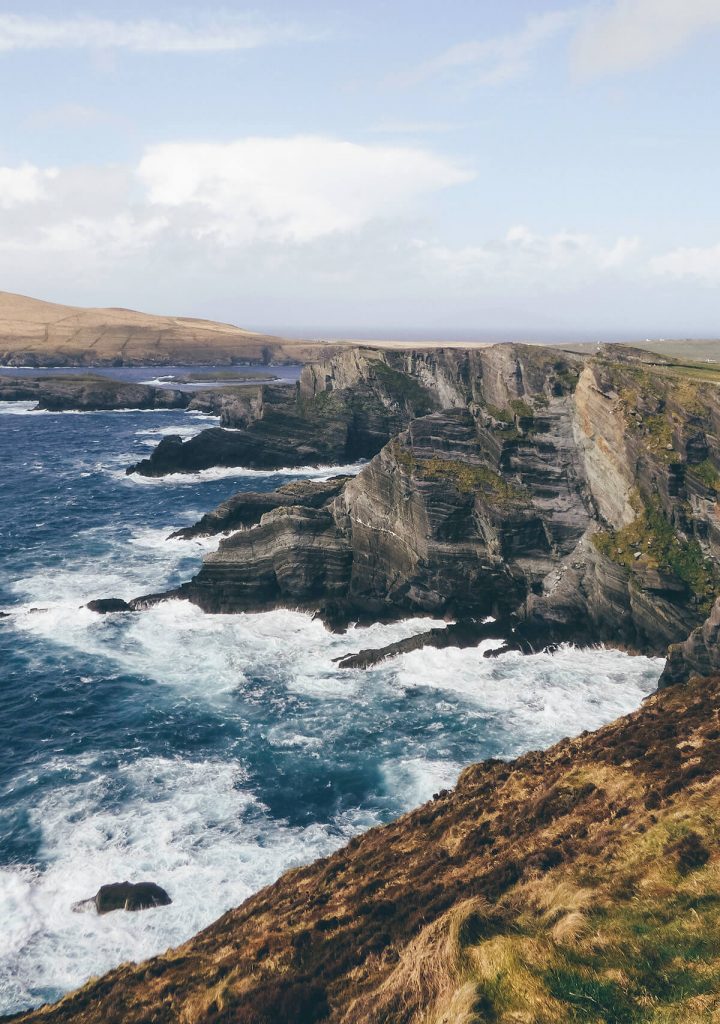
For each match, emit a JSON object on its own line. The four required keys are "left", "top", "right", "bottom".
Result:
{"left": 0, "top": 13, "right": 316, "bottom": 53}
{"left": 650, "top": 243, "right": 720, "bottom": 283}
{"left": 415, "top": 225, "right": 640, "bottom": 286}
{"left": 571, "top": 0, "right": 720, "bottom": 78}
{"left": 394, "top": 10, "right": 576, "bottom": 88}
{"left": 0, "top": 138, "right": 471, "bottom": 266}
{"left": 0, "top": 163, "right": 58, "bottom": 208}
{"left": 137, "top": 136, "right": 473, "bottom": 244}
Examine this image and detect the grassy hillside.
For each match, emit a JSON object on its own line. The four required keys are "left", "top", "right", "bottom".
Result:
{"left": 15, "top": 673, "right": 720, "bottom": 1024}
{"left": 0, "top": 291, "right": 332, "bottom": 367}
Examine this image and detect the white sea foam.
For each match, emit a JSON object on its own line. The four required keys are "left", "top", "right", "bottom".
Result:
{"left": 11, "top": 601, "right": 446, "bottom": 700}
{"left": 0, "top": 400, "right": 37, "bottom": 414}
{"left": 7, "top": 522, "right": 217, "bottom": 609}
{"left": 1, "top": 597, "right": 662, "bottom": 1012}
{"left": 134, "top": 423, "right": 213, "bottom": 447}
{"left": 392, "top": 643, "right": 663, "bottom": 757}
{"left": 0, "top": 405, "right": 189, "bottom": 416}
{"left": 0, "top": 755, "right": 379, "bottom": 1011}
{"left": 380, "top": 756, "right": 463, "bottom": 808}
{"left": 119, "top": 460, "right": 367, "bottom": 485}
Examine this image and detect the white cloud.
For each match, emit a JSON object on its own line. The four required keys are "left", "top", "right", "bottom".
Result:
{"left": 0, "top": 163, "right": 57, "bottom": 208}
{"left": 137, "top": 136, "right": 473, "bottom": 244}
{"left": 650, "top": 243, "right": 720, "bottom": 282}
{"left": 395, "top": 10, "right": 576, "bottom": 88}
{"left": 572, "top": 0, "right": 720, "bottom": 78}
{"left": 0, "top": 13, "right": 315, "bottom": 53}
{"left": 415, "top": 225, "right": 640, "bottom": 285}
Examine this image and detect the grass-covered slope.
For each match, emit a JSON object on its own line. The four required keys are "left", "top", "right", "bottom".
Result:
{"left": 14, "top": 674, "right": 720, "bottom": 1024}
{"left": 0, "top": 291, "right": 319, "bottom": 366}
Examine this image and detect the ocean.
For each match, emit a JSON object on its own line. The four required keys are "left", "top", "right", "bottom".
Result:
{"left": 0, "top": 384, "right": 663, "bottom": 1014}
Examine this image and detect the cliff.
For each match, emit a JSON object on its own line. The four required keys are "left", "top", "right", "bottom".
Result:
{"left": 13, "top": 672, "right": 720, "bottom": 1024}
{"left": 128, "top": 344, "right": 720, "bottom": 664}
{"left": 127, "top": 348, "right": 443, "bottom": 475}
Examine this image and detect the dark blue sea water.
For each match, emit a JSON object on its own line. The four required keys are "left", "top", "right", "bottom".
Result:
{"left": 0, "top": 395, "right": 663, "bottom": 1014}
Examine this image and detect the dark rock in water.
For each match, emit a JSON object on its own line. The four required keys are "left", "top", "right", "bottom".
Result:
{"left": 86, "top": 597, "right": 132, "bottom": 614}
{"left": 73, "top": 881, "right": 172, "bottom": 914}
{"left": 0, "top": 375, "right": 190, "bottom": 412}
{"left": 0, "top": 611, "right": 9, "bottom": 618}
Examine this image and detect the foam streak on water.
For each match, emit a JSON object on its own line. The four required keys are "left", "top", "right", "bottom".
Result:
{"left": 0, "top": 401, "right": 663, "bottom": 1013}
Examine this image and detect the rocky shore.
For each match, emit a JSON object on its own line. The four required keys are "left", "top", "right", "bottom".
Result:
{"left": 0, "top": 375, "right": 294, "bottom": 416}
{"left": 9, "top": 339, "right": 720, "bottom": 1023}
{"left": 112, "top": 343, "right": 720, "bottom": 676}
{"left": 0, "top": 375, "right": 191, "bottom": 412}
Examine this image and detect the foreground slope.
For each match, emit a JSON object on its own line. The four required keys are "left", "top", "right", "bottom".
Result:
{"left": 14, "top": 674, "right": 720, "bottom": 1024}
{"left": 0, "top": 291, "right": 318, "bottom": 366}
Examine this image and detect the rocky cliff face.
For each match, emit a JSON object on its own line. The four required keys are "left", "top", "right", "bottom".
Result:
{"left": 138, "top": 344, "right": 720, "bottom": 665}
{"left": 126, "top": 345, "right": 580, "bottom": 477}
{"left": 15, "top": 673, "right": 720, "bottom": 1024}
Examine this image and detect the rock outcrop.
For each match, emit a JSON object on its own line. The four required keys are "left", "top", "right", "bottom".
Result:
{"left": 130, "top": 344, "right": 720, "bottom": 663}
{"left": 127, "top": 349, "right": 443, "bottom": 475}
{"left": 0, "top": 376, "right": 190, "bottom": 411}
{"left": 169, "top": 477, "right": 352, "bottom": 540}
{"left": 661, "top": 596, "right": 720, "bottom": 685}
{"left": 72, "top": 882, "right": 171, "bottom": 915}
{"left": 16, "top": 673, "right": 720, "bottom": 1024}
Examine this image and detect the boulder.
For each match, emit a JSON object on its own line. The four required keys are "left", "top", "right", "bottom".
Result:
{"left": 73, "top": 881, "right": 172, "bottom": 914}
{"left": 86, "top": 598, "right": 132, "bottom": 614}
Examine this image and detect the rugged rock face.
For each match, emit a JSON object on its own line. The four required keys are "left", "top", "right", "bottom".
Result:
{"left": 170, "top": 477, "right": 351, "bottom": 539}
{"left": 127, "top": 349, "right": 443, "bottom": 475}
{"left": 661, "top": 596, "right": 720, "bottom": 685}
{"left": 16, "top": 674, "right": 720, "bottom": 1024}
{"left": 137, "top": 343, "right": 720, "bottom": 661}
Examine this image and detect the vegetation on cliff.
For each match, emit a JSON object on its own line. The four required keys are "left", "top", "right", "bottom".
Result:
{"left": 592, "top": 494, "right": 720, "bottom": 614}
{"left": 15, "top": 674, "right": 720, "bottom": 1024}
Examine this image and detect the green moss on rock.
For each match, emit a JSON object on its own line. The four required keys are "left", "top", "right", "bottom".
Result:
{"left": 592, "top": 496, "right": 720, "bottom": 612}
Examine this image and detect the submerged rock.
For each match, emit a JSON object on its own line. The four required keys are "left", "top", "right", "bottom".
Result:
{"left": 73, "top": 881, "right": 171, "bottom": 915}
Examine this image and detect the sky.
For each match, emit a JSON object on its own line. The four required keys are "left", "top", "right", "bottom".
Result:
{"left": 0, "top": 0, "right": 719, "bottom": 340}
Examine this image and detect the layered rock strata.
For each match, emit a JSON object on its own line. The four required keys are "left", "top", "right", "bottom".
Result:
{"left": 125, "top": 344, "right": 720, "bottom": 663}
